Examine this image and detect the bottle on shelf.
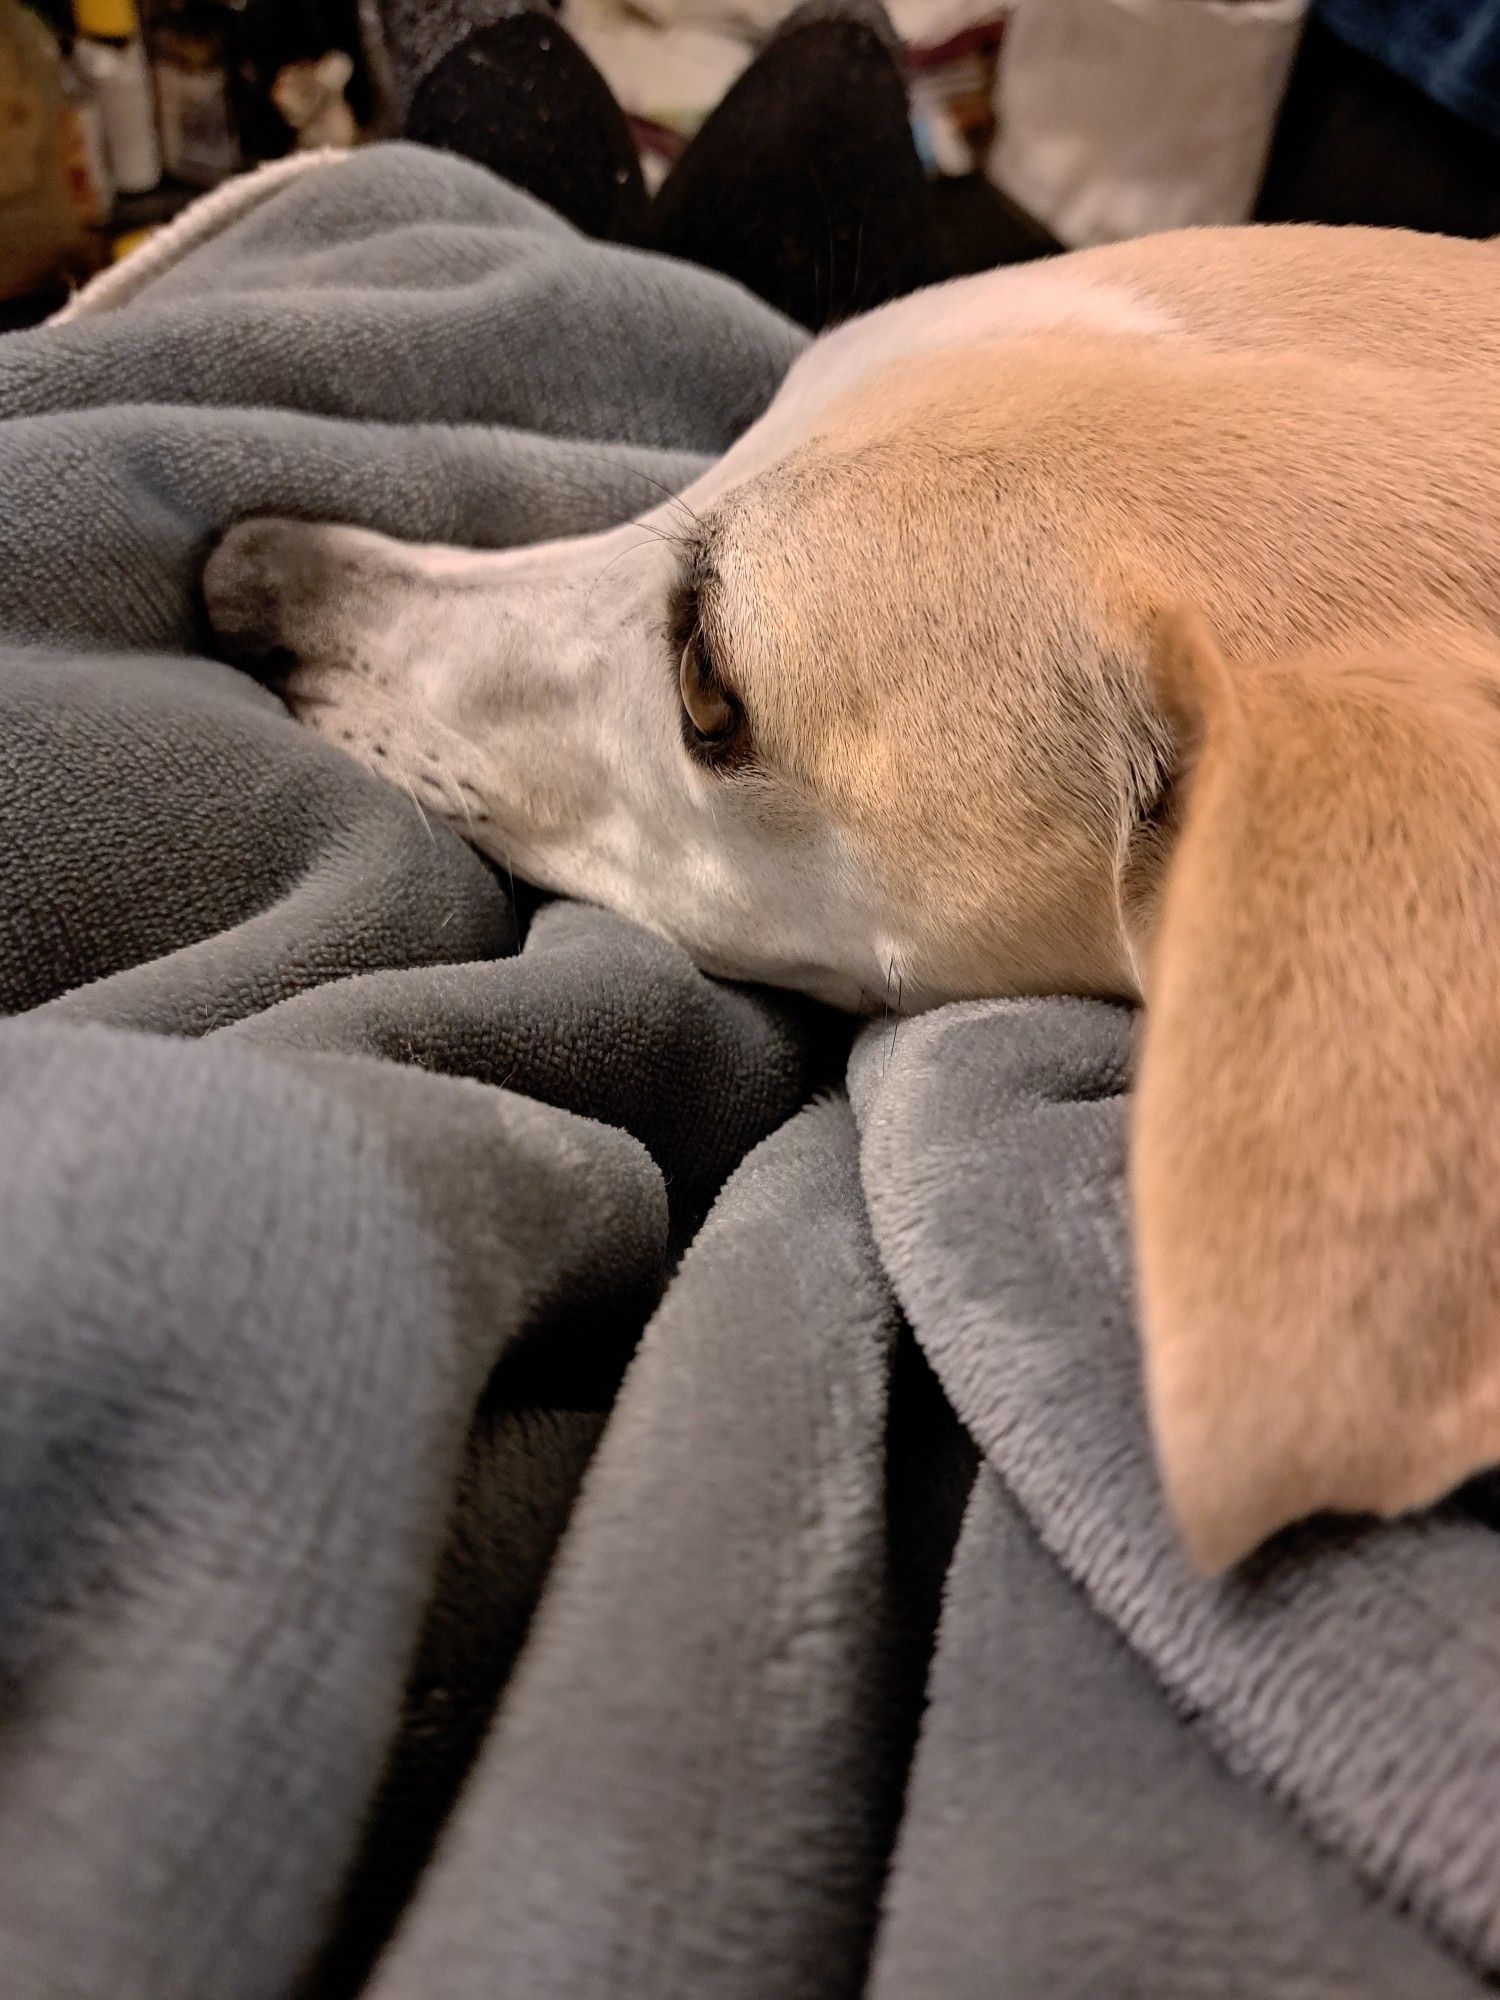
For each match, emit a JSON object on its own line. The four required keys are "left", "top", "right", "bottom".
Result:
{"left": 72, "top": 0, "right": 161, "bottom": 195}
{"left": 152, "top": 2, "right": 238, "bottom": 188}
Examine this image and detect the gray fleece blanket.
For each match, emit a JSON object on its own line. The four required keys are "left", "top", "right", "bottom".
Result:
{"left": 1, "top": 142, "right": 1497, "bottom": 2000}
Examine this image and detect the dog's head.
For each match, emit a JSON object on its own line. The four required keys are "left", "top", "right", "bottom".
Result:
{"left": 202, "top": 327, "right": 1177, "bottom": 1012}
{"left": 205, "top": 268, "right": 1496, "bottom": 1012}
{"left": 204, "top": 243, "right": 1500, "bottom": 1569}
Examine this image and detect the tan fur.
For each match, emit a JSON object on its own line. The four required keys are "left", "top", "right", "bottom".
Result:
{"left": 1074, "top": 224, "right": 1500, "bottom": 377}
{"left": 1129, "top": 613, "right": 1500, "bottom": 1571}
{"left": 710, "top": 237, "right": 1500, "bottom": 1004}
{"left": 703, "top": 227, "right": 1500, "bottom": 1562}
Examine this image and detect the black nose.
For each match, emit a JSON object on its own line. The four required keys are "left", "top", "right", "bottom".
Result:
{"left": 200, "top": 519, "right": 316, "bottom": 686}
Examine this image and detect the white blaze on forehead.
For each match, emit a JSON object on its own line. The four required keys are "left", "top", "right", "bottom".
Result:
{"left": 690, "top": 267, "right": 1177, "bottom": 506}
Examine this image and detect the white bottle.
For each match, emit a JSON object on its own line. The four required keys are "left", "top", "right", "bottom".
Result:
{"left": 72, "top": 0, "right": 160, "bottom": 195}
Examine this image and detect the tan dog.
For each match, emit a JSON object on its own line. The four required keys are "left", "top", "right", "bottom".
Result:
{"left": 204, "top": 223, "right": 1500, "bottom": 1571}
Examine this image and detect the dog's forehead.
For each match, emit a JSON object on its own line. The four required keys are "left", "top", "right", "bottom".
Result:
{"left": 691, "top": 263, "right": 1174, "bottom": 510}
{"left": 778, "top": 264, "right": 1173, "bottom": 426}
{"left": 702, "top": 355, "right": 1045, "bottom": 642}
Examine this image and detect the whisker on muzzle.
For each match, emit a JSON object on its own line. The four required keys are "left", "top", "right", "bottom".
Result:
{"left": 585, "top": 530, "right": 681, "bottom": 622}
{"left": 570, "top": 447, "right": 705, "bottom": 545}
{"left": 395, "top": 772, "right": 436, "bottom": 844}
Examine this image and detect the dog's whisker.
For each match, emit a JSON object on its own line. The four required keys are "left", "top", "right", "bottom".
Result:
{"left": 396, "top": 772, "right": 436, "bottom": 843}
{"left": 628, "top": 520, "right": 692, "bottom": 551}
{"left": 615, "top": 463, "right": 703, "bottom": 534}
{"left": 575, "top": 448, "right": 704, "bottom": 537}
{"left": 585, "top": 532, "right": 671, "bottom": 621}
{"left": 434, "top": 762, "right": 477, "bottom": 842}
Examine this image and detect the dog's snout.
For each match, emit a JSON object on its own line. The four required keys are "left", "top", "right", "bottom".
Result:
{"left": 202, "top": 517, "right": 332, "bottom": 683}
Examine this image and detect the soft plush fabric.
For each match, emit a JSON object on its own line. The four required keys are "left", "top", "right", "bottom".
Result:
{"left": 0, "top": 141, "right": 1495, "bottom": 1999}
{"left": 850, "top": 1001, "right": 1500, "bottom": 1992}
{"left": 1314, "top": 0, "right": 1500, "bottom": 142}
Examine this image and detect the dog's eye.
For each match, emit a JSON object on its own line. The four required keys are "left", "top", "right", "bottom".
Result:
{"left": 679, "top": 629, "right": 746, "bottom": 761}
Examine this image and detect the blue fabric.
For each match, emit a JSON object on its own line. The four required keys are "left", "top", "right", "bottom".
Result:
{"left": 1315, "top": 0, "right": 1500, "bottom": 139}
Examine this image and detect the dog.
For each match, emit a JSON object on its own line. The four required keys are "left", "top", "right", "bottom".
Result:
{"left": 204, "top": 223, "right": 1500, "bottom": 1573}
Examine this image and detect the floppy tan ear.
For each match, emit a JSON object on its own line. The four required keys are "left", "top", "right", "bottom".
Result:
{"left": 1123, "top": 608, "right": 1500, "bottom": 1573}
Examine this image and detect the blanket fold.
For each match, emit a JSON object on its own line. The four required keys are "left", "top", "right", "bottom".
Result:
{"left": 851, "top": 999, "right": 1500, "bottom": 1979}
{"left": 0, "top": 1019, "right": 665, "bottom": 2000}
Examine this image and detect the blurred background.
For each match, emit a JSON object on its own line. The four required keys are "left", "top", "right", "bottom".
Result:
{"left": 3, "top": 0, "right": 1498, "bottom": 329}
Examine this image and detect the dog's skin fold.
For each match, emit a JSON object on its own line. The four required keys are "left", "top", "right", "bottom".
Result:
{"left": 204, "top": 222, "right": 1500, "bottom": 1571}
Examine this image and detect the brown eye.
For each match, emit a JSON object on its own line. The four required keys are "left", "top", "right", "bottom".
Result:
{"left": 679, "top": 631, "right": 742, "bottom": 748}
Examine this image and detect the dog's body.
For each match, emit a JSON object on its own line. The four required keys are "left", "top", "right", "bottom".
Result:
{"left": 205, "top": 223, "right": 1500, "bottom": 1571}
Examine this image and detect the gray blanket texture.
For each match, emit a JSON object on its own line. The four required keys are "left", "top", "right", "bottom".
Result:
{"left": 1, "top": 142, "right": 1496, "bottom": 1999}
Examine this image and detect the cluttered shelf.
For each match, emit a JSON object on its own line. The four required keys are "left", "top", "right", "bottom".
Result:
{"left": 10, "top": 0, "right": 1499, "bottom": 338}
{"left": 2, "top": 0, "right": 392, "bottom": 322}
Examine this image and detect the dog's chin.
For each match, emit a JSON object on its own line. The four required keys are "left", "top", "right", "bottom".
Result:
{"left": 683, "top": 944, "right": 884, "bottom": 1014}
{"left": 277, "top": 687, "right": 886, "bottom": 1012}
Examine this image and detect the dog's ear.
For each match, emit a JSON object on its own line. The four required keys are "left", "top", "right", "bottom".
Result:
{"left": 1121, "top": 608, "right": 1500, "bottom": 1574}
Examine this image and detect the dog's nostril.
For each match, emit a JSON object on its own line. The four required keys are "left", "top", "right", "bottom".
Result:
{"left": 202, "top": 600, "right": 300, "bottom": 684}
{"left": 247, "top": 643, "right": 299, "bottom": 690}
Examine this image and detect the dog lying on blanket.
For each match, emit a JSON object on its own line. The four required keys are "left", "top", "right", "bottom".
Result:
{"left": 204, "top": 224, "right": 1500, "bottom": 1575}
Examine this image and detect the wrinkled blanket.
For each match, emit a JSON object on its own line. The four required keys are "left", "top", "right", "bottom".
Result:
{"left": 1, "top": 143, "right": 1497, "bottom": 2000}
